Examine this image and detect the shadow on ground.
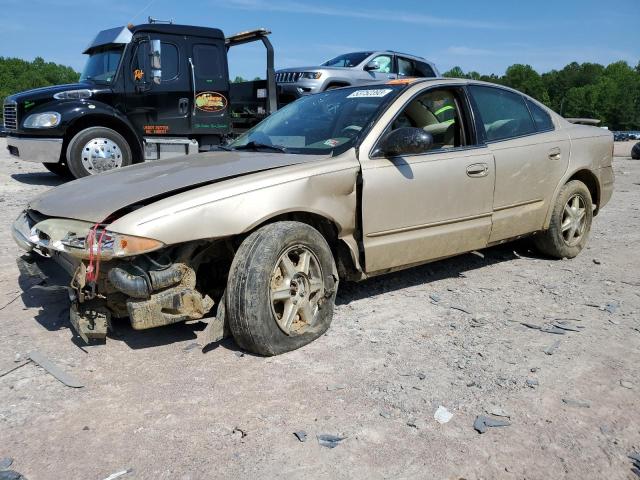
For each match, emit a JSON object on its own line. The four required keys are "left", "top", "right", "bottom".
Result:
{"left": 11, "top": 172, "right": 66, "bottom": 187}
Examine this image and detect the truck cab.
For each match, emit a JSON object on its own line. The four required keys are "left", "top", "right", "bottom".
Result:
{"left": 4, "top": 22, "right": 277, "bottom": 178}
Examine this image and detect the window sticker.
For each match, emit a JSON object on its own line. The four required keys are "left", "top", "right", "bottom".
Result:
{"left": 195, "top": 92, "right": 228, "bottom": 112}
{"left": 324, "top": 139, "right": 340, "bottom": 147}
{"left": 134, "top": 69, "right": 144, "bottom": 81}
{"left": 346, "top": 88, "right": 393, "bottom": 99}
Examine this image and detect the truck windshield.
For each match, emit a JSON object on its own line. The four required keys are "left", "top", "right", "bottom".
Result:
{"left": 229, "top": 86, "right": 402, "bottom": 155}
{"left": 80, "top": 47, "right": 123, "bottom": 83}
{"left": 322, "top": 52, "right": 373, "bottom": 68}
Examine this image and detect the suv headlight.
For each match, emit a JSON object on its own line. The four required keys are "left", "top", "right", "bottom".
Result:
{"left": 301, "top": 72, "right": 322, "bottom": 79}
{"left": 23, "top": 112, "right": 61, "bottom": 129}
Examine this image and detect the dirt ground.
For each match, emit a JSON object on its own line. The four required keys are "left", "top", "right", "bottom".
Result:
{"left": 0, "top": 138, "right": 638, "bottom": 480}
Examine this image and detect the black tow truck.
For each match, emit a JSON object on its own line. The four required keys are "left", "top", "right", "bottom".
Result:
{"left": 3, "top": 20, "right": 277, "bottom": 179}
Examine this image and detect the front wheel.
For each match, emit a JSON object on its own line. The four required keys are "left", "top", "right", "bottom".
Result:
{"left": 534, "top": 180, "right": 593, "bottom": 258}
{"left": 66, "top": 126, "right": 132, "bottom": 178}
{"left": 226, "top": 221, "right": 338, "bottom": 356}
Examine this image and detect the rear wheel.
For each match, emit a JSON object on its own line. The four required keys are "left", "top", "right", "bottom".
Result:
{"left": 66, "top": 126, "right": 132, "bottom": 178}
{"left": 534, "top": 180, "right": 593, "bottom": 258}
{"left": 226, "top": 221, "right": 338, "bottom": 355}
{"left": 43, "top": 162, "right": 72, "bottom": 178}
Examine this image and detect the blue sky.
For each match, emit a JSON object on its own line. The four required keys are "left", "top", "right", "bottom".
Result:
{"left": 0, "top": 0, "right": 638, "bottom": 79}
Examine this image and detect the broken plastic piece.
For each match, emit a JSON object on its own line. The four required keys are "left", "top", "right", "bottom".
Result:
{"left": 29, "top": 350, "right": 84, "bottom": 388}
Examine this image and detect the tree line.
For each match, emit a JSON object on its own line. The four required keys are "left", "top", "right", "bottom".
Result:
{"left": 0, "top": 57, "right": 79, "bottom": 109}
{"left": 1, "top": 56, "right": 638, "bottom": 130}
{"left": 444, "top": 61, "right": 640, "bottom": 131}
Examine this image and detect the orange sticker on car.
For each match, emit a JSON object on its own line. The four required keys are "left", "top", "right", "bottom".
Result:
{"left": 195, "top": 92, "right": 228, "bottom": 112}
{"left": 387, "top": 78, "right": 420, "bottom": 85}
{"left": 134, "top": 69, "right": 144, "bottom": 81}
{"left": 144, "top": 125, "right": 169, "bottom": 135}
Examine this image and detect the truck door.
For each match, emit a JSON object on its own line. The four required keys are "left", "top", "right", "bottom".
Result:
{"left": 186, "top": 39, "right": 231, "bottom": 137}
{"left": 125, "top": 34, "right": 191, "bottom": 136}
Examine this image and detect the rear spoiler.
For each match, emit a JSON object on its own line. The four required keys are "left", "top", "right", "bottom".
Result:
{"left": 565, "top": 118, "right": 601, "bottom": 126}
{"left": 225, "top": 28, "right": 277, "bottom": 115}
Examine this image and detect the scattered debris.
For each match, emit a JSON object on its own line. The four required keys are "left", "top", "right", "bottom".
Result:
{"left": 101, "top": 469, "right": 132, "bottom": 480}
{"left": 604, "top": 302, "right": 619, "bottom": 314}
{"left": 540, "top": 326, "right": 566, "bottom": 335}
{"left": 417, "top": 372, "right": 426, "bottom": 380}
{"left": 544, "top": 340, "right": 561, "bottom": 355}
{"left": 326, "top": 384, "right": 346, "bottom": 391}
{"left": 0, "top": 458, "right": 13, "bottom": 470}
{"left": 620, "top": 380, "right": 633, "bottom": 389}
{"left": 629, "top": 451, "right": 640, "bottom": 477}
{"left": 433, "top": 405, "right": 453, "bottom": 424}
{"left": 182, "top": 342, "right": 201, "bottom": 351}
{"left": 316, "top": 434, "right": 345, "bottom": 448}
{"left": 379, "top": 410, "right": 392, "bottom": 419}
{"left": 485, "top": 405, "right": 511, "bottom": 418}
{"left": 13, "top": 354, "right": 21, "bottom": 363}
{"left": 521, "top": 322, "right": 542, "bottom": 330}
{"left": 562, "top": 398, "right": 590, "bottom": 408}
{"left": 28, "top": 351, "right": 84, "bottom": 388}
{"left": 429, "top": 293, "right": 441, "bottom": 303}
{"left": 471, "top": 250, "right": 485, "bottom": 259}
{"left": 470, "top": 316, "right": 487, "bottom": 327}
{"left": 0, "top": 361, "right": 29, "bottom": 379}
{"left": 473, "top": 415, "right": 511, "bottom": 434}
{"left": 293, "top": 431, "right": 307, "bottom": 442}
{"left": 0, "top": 470, "right": 26, "bottom": 480}
{"left": 233, "top": 351, "right": 245, "bottom": 358}
{"left": 232, "top": 427, "right": 247, "bottom": 439}
{"left": 593, "top": 258, "right": 601, "bottom": 265}
{"left": 526, "top": 379, "right": 539, "bottom": 388}
{"left": 450, "top": 305, "right": 472, "bottom": 315}
{"left": 552, "top": 321, "right": 583, "bottom": 332}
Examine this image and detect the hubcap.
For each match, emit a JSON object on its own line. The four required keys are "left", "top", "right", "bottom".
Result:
{"left": 81, "top": 137, "right": 123, "bottom": 174}
{"left": 270, "top": 245, "right": 325, "bottom": 335}
{"left": 561, "top": 194, "right": 587, "bottom": 246}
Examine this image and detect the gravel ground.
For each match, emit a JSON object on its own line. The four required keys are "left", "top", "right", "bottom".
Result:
{"left": 0, "top": 139, "right": 639, "bottom": 480}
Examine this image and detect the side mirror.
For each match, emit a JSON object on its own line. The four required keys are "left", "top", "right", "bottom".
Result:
{"left": 374, "top": 127, "right": 433, "bottom": 157}
{"left": 364, "top": 61, "right": 380, "bottom": 72}
{"left": 150, "top": 39, "right": 162, "bottom": 84}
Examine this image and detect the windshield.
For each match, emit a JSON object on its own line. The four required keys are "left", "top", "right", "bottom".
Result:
{"left": 80, "top": 47, "right": 123, "bottom": 83}
{"left": 321, "top": 52, "right": 372, "bottom": 68}
{"left": 229, "top": 86, "right": 402, "bottom": 155}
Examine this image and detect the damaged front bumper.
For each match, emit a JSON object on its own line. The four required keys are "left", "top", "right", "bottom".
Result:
{"left": 13, "top": 210, "right": 214, "bottom": 343}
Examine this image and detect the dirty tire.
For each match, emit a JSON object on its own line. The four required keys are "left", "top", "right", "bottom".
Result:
{"left": 226, "top": 221, "right": 338, "bottom": 356}
{"left": 632, "top": 141, "right": 640, "bottom": 160}
{"left": 66, "top": 126, "right": 132, "bottom": 179}
{"left": 534, "top": 180, "right": 593, "bottom": 259}
{"left": 43, "top": 162, "right": 72, "bottom": 178}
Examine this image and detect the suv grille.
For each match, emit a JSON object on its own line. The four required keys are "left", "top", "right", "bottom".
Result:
{"left": 275, "top": 72, "right": 303, "bottom": 83}
{"left": 3, "top": 101, "right": 17, "bottom": 131}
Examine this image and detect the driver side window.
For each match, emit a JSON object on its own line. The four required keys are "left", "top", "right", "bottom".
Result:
{"left": 369, "top": 55, "right": 392, "bottom": 74}
{"left": 391, "top": 89, "right": 465, "bottom": 150}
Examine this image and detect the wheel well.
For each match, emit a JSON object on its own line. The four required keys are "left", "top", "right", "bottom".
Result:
{"left": 250, "top": 212, "right": 360, "bottom": 279}
{"left": 568, "top": 169, "right": 600, "bottom": 214}
{"left": 63, "top": 115, "right": 143, "bottom": 164}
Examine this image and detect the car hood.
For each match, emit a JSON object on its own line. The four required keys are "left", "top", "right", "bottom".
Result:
{"left": 29, "top": 150, "right": 330, "bottom": 223}
{"left": 6, "top": 82, "right": 97, "bottom": 103}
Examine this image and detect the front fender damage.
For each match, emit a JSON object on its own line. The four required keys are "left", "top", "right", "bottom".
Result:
{"left": 70, "top": 249, "right": 214, "bottom": 343}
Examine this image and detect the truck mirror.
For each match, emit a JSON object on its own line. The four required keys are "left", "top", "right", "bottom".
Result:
{"left": 150, "top": 39, "right": 162, "bottom": 84}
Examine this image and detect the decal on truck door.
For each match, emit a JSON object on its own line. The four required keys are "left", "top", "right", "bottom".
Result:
{"left": 195, "top": 91, "right": 228, "bottom": 112}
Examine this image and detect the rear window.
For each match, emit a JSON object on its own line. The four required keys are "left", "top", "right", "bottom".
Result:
{"left": 193, "top": 44, "right": 225, "bottom": 80}
{"left": 469, "top": 85, "right": 536, "bottom": 142}
{"left": 526, "top": 99, "right": 554, "bottom": 132}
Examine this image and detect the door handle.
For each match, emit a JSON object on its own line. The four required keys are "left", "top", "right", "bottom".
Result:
{"left": 548, "top": 147, "right": 561, "bottom": 160}
{"left": 179, "top": 98, "right": 189, "bottom": 115}
{"left": 466, "top": 163, "right": 489, "bottom": 177}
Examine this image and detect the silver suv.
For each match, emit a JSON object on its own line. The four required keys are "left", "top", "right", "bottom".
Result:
{"left": 276, "top": 51, "right": 439, "bottom": 102}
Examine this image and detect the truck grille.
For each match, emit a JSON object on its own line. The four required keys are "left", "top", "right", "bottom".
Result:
{"left": 275, "top": 72, "right": 302, "bottom": 83}
{"left": 3, "top": 101, "right": 17, "bottom": 131}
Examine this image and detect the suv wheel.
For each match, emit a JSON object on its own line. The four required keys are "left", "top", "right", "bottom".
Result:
{"left": 66, "top": 126, "right": 132, "bottom": 178}
{"left": 226, "top": 221, "right": 338, "bottom": 355}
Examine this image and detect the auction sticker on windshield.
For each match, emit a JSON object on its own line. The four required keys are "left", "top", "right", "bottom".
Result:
{"left": 347, "top": 89, "right": 393, "bottom": 99}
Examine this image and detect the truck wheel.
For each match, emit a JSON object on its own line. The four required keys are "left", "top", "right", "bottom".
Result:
{"left": 43, "top": 162, "right": 72, "bottom": 178}
{"left": 226, "top": 221, "right": 338, "bottom": 356}
{"left": 534, "top": 180, "right": 593, "bottom": 259}
{"left": 66, "top": 127, "right": 132, "bottom": 178}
